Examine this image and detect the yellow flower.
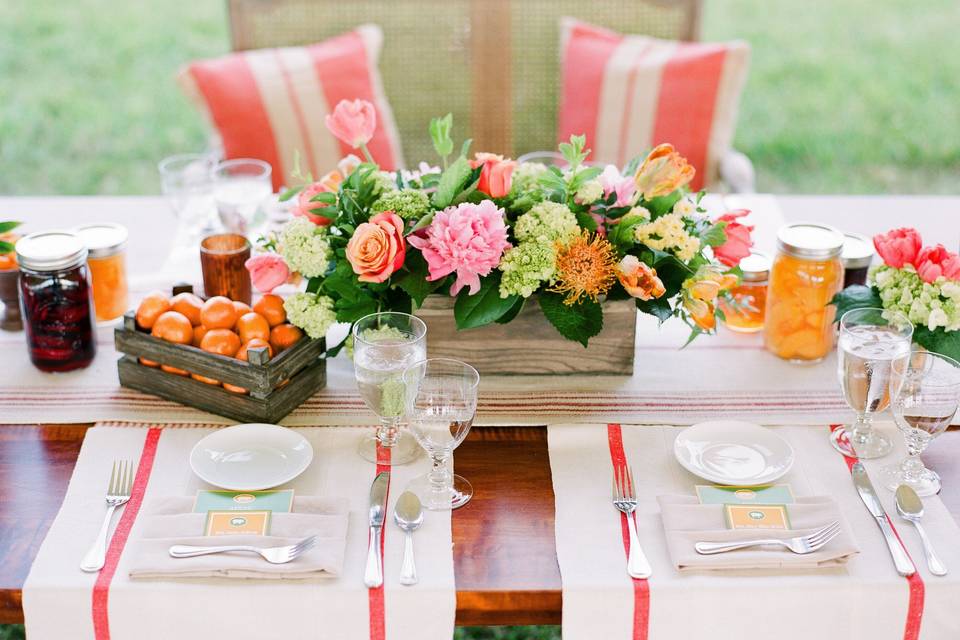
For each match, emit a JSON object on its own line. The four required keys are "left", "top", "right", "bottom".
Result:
{"left": 551, "top": 231, "right": 618, "bottom": 305}
{"left": 634, "top": 143, "right": 696, "bottom": 200}
{"left": 682, "top": 266, "right": 738, "bottom": 331}
{"left": 633, "top": 213, "right": 700, "bottom": 262}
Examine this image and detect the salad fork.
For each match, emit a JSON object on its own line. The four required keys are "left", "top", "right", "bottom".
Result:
{"left": 694, "top": 521, "right": 841, "bottom": 555}
{"left": 81, "top": 460, "right": 133, "bottom": 572}
{"left": 612, "top": 466, "right": 652, "bottom": 579}
{"left": 169, "top": 535, "right": 318, "bottom": 564}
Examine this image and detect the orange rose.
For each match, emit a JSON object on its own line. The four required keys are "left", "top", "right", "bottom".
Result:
{"left": 346, "top": 212, "right": 406, "bottom": 283}
{"left": 617, "top": 255, "right": 665, "bottom": 301}
{"left": 472, "top": 152, "right": 516, "bottom": 198}
{"left": 634, "top": 143, "right": 695, "bottom": 200}
{"left": 682, "top": 266, "right": 738, "bottom": 331}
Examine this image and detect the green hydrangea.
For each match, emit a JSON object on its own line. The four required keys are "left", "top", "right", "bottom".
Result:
{"left": 371, "top": 188, "right": 431, "bottom": 221}
{"left": 872, "top": 265, "right": 960, "bottom": 332}
{"left": 498, "top": 241, "right": 557, "bottom": 298}
{"left": 280, "top": 217, "right": 332, "bottom": 278}
{"left": 510, "top": 162, "right": 548, "bottom": 194}
{"left": 284, "top": 292, "right": 336, "bottom": 339}
{"left": 513, "top": 201, "right": 579, "bottom": 245}
{"left": 574, "top": 179, "right": 604, "bottom": 205}
{"left": 375, "top": 171, "right": 399, "bottom": 194}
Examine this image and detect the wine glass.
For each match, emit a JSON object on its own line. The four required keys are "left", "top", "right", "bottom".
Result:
{"left": 402, "top": 358, "right": 479, "bottom": 510}
{"left": 159, "top": 153, "right": 217, "bottom": 236}
{"left": 212, "top": 158, "right": 272, "bottom": 235}
{"left": 882, "top": 350, "right": 960, "bottom": 496}
{"left": 831, "top": 307, "right": 913, "bottom": 458}
{"left": 353, "top": 312, "right": 427, "bottom": 465}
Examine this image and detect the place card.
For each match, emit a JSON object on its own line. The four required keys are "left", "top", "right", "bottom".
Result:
{"left": 193, "top": 489, "right": 294, "bottom": 514}
{"left": 724, "top": 504, "right": 790, "bottom": 530}
{"left": 696, "top": 484, "right": 794, "bottom": 505}
{"left": 204, "top": 510, "right": 272, "bottom": 536}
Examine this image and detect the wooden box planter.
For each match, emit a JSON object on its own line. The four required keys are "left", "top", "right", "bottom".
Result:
{"left": 415, "top": 296, "right": 637, "bottom": 375}
{"left": 114, "top": 313, "right": 326, "bottom": 423}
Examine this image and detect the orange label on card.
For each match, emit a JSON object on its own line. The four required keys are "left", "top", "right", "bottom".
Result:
{"left": 724, "top": 504, "right": 790, "bottom": 530}
{"left": 204, "top": 510, "right": 271, "bottom": 536}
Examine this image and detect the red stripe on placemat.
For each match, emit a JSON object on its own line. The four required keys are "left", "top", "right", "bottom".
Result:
{"left": 828, "top": 424, "right": 924, "bottom": 640}
{"left": 606, "top": 424, "right": 650, "bottom": 640}
{"left": 92, "top": 427, "right": 162, "bottom": 640}
{"left": 368, "top": 443, "right": 391, "bottom": 640}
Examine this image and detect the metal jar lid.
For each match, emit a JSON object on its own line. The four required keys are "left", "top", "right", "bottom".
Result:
{"left": 738, "top": 251, "right": 771, "bottom": 282}
{"left": 841, "top": 233, "right": 875, "bottom": 270}
{"left": 74, "top": 223, "right": 128, "bottom": 258}
{"left": 776, "top": 223, "right": 844, "bottom": 260}
{"left": 15, "top": 230, "right": 88, "bottom": 272}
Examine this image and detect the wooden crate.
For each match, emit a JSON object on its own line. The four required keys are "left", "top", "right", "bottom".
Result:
{"left": 114, "top": 312, "right": 325, "bottom": 423}
{"left": 415, "top": 296, "right": 637, "bottom": 375}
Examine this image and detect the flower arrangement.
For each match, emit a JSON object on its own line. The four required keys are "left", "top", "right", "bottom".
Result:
{"left": 832, "top": 227, "right": 960, "bottom": 360}
{"left": 247, "top": 99, "right": 753, "bottom": 353}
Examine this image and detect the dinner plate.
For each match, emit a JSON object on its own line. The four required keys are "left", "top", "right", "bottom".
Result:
{"left": 673, "top": 420, "right": 794, "bottom": 486}
{"left": 190, "top": 423, "right": 313, "bottom": 490}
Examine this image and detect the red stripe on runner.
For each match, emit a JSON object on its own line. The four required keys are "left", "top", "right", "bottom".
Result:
{"left": 92, "top": 427, "right": 162, "bottom": 640}
{"left": 828, "top": 424, "right": 924, "bottom": 640}
{"left": 606, "top": 424, "right": 650, "bottom": 640}
{"left": 368, "top": 442, "right": 391, "bottom": 640}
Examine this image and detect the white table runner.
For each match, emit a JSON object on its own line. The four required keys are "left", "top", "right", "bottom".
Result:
{"left": 23, "top": 423, "right": 455, "bottom": 640}
{"left": 548, "top": 422, "right": 960, "bottom": 639}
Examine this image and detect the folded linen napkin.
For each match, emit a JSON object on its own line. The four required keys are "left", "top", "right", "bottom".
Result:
{"left": 127, "top": 496, "right": 349, "bottom": 580}
{"left": 657, "top": 495, "right": 860, "bottom": 571}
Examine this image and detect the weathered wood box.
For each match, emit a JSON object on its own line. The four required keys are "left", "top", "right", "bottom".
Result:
{"left": 415, "top": 296, "right": 637, "bottom": 375}
{"left": 115, "top": 313, "right": 325, "bottom": 423}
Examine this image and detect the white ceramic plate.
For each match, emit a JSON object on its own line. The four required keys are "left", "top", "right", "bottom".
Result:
{"left": 189, "top": 423, "right": 313, "bottom": 490}
{"left": 673, "top": 420, "right": 794, "bottom": 486}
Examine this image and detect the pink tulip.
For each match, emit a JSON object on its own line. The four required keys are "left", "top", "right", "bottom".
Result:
{"left": 873, "top": 227, "right": 922, "bottom": 269}
{"left": 472, "top": 153, "right": 516, "bottom": 199}
{"left": 325, "top": 99, "right": 377, "bottom": 149}
{"left": 915, "top": 244, "right": 960, "bottom": 283}
{"left": 245, "top": 253, "right": 290, "bottom": 294}
{"left": 713, "top": 209, "right": 754, "bottom": 267}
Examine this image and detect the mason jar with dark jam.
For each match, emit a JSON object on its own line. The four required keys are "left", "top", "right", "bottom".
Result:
{"left": 16, "top": 231, "right": 97, "bottom": 371}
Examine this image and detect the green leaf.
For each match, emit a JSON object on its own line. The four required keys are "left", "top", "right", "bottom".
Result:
{"left": 395, "top": 250, "right": 442, "bottom": 306}
{"left": 913, "top": 327, "right": 960, "bottom": 363}
{"left": 279, "top": 186, "right": 302, "bottom": 202}
{"left": 574, "top": 209, "right": 598, "bottom": 232}
{"left": 636, "top": 296, "right": 673, "bottom": 323}
{"left": 309, "top": 192, "right": 337, "bottom": 204}
{"left": 495, "top": 296, "right": 526, "bottom": 324}
{"left": 460, "top": 138, "right": 473, "bottom": 158}
{"left": 453, "top": 273, "right": 520, "bottom": 330}
{"left": 559, "top": 134, "right": 589, "bottom": 170}
{"left": 538, "top": 292, "right": 603, "bottom": 347}
{"left": 0, "top": 221, "right": 21, "bottom": 234}
{"left": 645, "top": 191, "right": 684, "bottom": 217}
{"left": 829, "top": 285, "right": 882, "bottom": 322}
{"left": 700, "top": 221, "right": 728, "bottom": 247}
{"left": 432, "top": 156, "right": 473, "bottom": 209}
{"left": 335, "top": 297, "right": 379, "bottom": 324}
{"left": 429, "top": 113, "right": 454, "bottom": 159}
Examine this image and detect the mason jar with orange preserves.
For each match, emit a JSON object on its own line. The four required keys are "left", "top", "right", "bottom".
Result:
{"left": 75, "top": 224, "right": 129, "bottom": 322}
{"left": 764, "top": 223, "right": 844, "bottom": 363}
{"left": 719, "top": 251, "right": 770, "bottom": 333}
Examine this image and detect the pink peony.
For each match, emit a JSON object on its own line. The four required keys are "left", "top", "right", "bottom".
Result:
{"left": 325, "top": 99, "right": 377, "bottom": 149}
{"left": 873, "top": 227, "right": 922, "bottom": 269}
{"left": 599, "top": 164, "right": 636, "bottom": 207}
{"left": 472, "top": 153, "right": 516, "bottom": 198}
{"left": 408, "top": 200, "right": 511, "bottom": 296}
{"left": 245, "top": 253, "right": 290, "bottom": 294}
{"left": 915, "top": 244, "right": 960, "bottom": 283}
{"left": 346, "top": 212, "right": 406, "bottom": 283}
{"left": 713, "top": 209, "right": 754, "bottom": 267}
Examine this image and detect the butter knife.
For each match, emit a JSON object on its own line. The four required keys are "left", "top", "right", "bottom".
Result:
{"left": 852, "top": 462, "right": 916, "bottom": 576}
{"left": 364, "top": 471, "right": 390, "bottom": 587}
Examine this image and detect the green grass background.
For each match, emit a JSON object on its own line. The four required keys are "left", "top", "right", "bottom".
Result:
{"left": 1, "top": 1, "right": 957, "bottom": 638}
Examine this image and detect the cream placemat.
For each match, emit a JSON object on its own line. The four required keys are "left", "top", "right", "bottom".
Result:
{"left": 548, "top": 422, "right": 960, "bottom": 639}
{"left": 23, "top": 423, "right": 455, "bottom": 640}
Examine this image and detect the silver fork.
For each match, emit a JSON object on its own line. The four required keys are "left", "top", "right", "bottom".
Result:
{"left": 80, "top": 460, "right": 133, "bottom": 572}
{"left": 612, "top": 466, "right": 652, "bottom": 578}
{"left": 168, "top": 535, "right": 318, "bottom": 564}
{"left": 695, "top": 521, "right": 842, "bottom": 555}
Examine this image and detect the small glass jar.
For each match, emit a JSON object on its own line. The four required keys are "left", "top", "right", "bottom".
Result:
{"left": 720, "top": 251, "right": 770, "bottom": 333}
{"left": 841, "top": 233, "right": 874, "bottom": 289}
{"left": 764, "top": 223, "right": 845, "bottom": 363}
{"left": 75, "top": 223, "right": 129, "bottom": 322}
{"left": 16, "top": 231, "right": 97, "bottom": 371}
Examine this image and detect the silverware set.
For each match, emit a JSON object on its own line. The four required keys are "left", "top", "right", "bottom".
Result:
{"left": 81, "top": 460, "right": 133, "bottom": 573}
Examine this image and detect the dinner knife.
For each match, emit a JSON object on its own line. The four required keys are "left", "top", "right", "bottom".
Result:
{"left": 364, "top": 471, "right": 390, "bottom": 588}
{"left": 851, "top": 462, "right": 916, "bottom": 576}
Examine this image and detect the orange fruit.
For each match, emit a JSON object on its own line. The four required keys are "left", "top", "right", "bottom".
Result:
{"left": 232, "top": 300, "right": 252, "bottom": 317}
{"left": 191, "top": 324, "right": 209, "bottom": 348}
{"left": 170, "top": 292, "right": 204, "bottom": 326}
{"left": 253, "top": 294, "right": 286, "bottom": 327}
{"left": 140, "top": 357, "right": 160, "bottom": 368}
{"left": 236, "top": 312, "right": 270, "bottom": 343}
{"left": 160, "top": 364, "right": 189, "bottom": 376}
{"left": 223, "top": 382, "right": 248, "bottom": 394}
{"left": 135, "top": 291, "right": 171, "bottom": 331}
{"left": 200, "top": 328, "right": 241, "bottom": 357}
{"left": 200, "top": 296, "right": 238, "bottom": 330}
{"left": 191, "top": 372, "right": 221, "bottom": 385}
{"left": 269, "top": 323, "right": 303, "bottom": 353}
{"left": 150, "top": 311, "right": 193, "bottom": 344}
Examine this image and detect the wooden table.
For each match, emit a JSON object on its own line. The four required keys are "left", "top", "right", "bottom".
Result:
{"left": 2, "top": 422, "right": 959, "bottom": 626}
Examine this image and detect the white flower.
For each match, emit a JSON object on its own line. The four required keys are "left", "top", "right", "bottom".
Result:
{"left": 574, "top": 179, "right": 604, "bottom": 205}
{"left": 673, "top": 197, "right": 697, "bottom": 217}
{"left": 928, "top": 307, "right": 949, "bottom": 331}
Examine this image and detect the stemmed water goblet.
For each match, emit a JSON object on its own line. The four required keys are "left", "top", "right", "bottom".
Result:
{"left": 352, "top": 312, "right": 427, "bottom": 465}
{"left": 402, "top": 358, "right": 479, "bottom": 510}
{"left": 159, "top": 153, "right": 217, "bottom": 237}
{"left": 831, "top": 307, "right": 913, "bottom": 458}
{"left": 212, "top": 158, "right": 272, "bottom": 235}
{"left": 882, "top": 350, "right": 960, "bottom": 496}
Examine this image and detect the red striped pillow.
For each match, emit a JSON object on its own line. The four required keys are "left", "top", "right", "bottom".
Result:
{"left": 558, "top": 18, "right": 750, "bottom": 190}
{"left": 179, "top": 25, "right": 403, "bottom": 191}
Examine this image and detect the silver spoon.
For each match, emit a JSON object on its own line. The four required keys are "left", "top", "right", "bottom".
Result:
{"left": 394, "top": 491, "right": 424, "bottom": 585}
{"left": 896, "top": 484, "right": 947, "bottom": 576}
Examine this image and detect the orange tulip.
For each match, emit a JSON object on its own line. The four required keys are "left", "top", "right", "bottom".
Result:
{"left": 682, "top": 266, "right": 738, "bottom": 331}
{"left": 617, "top": 255, "right": 666, "bottom": 301}
{"left": 634, "top": 144, "right": 696, "bottom": 200}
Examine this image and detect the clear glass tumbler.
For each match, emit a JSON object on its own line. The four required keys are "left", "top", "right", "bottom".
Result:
{"left": 212, "top": 158, "right": 272, "bottom": 235}
{"left": 353, "top": 312, "right": 427, "bottom": 466}
{"left": 159, "top": 153, "right": 217, "bottom": 236}
{"left": 832, "top": 307, "right": 913, "bottom": 459}
{"left": 402, "top": 358, "right": 479, "bottom": 510}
